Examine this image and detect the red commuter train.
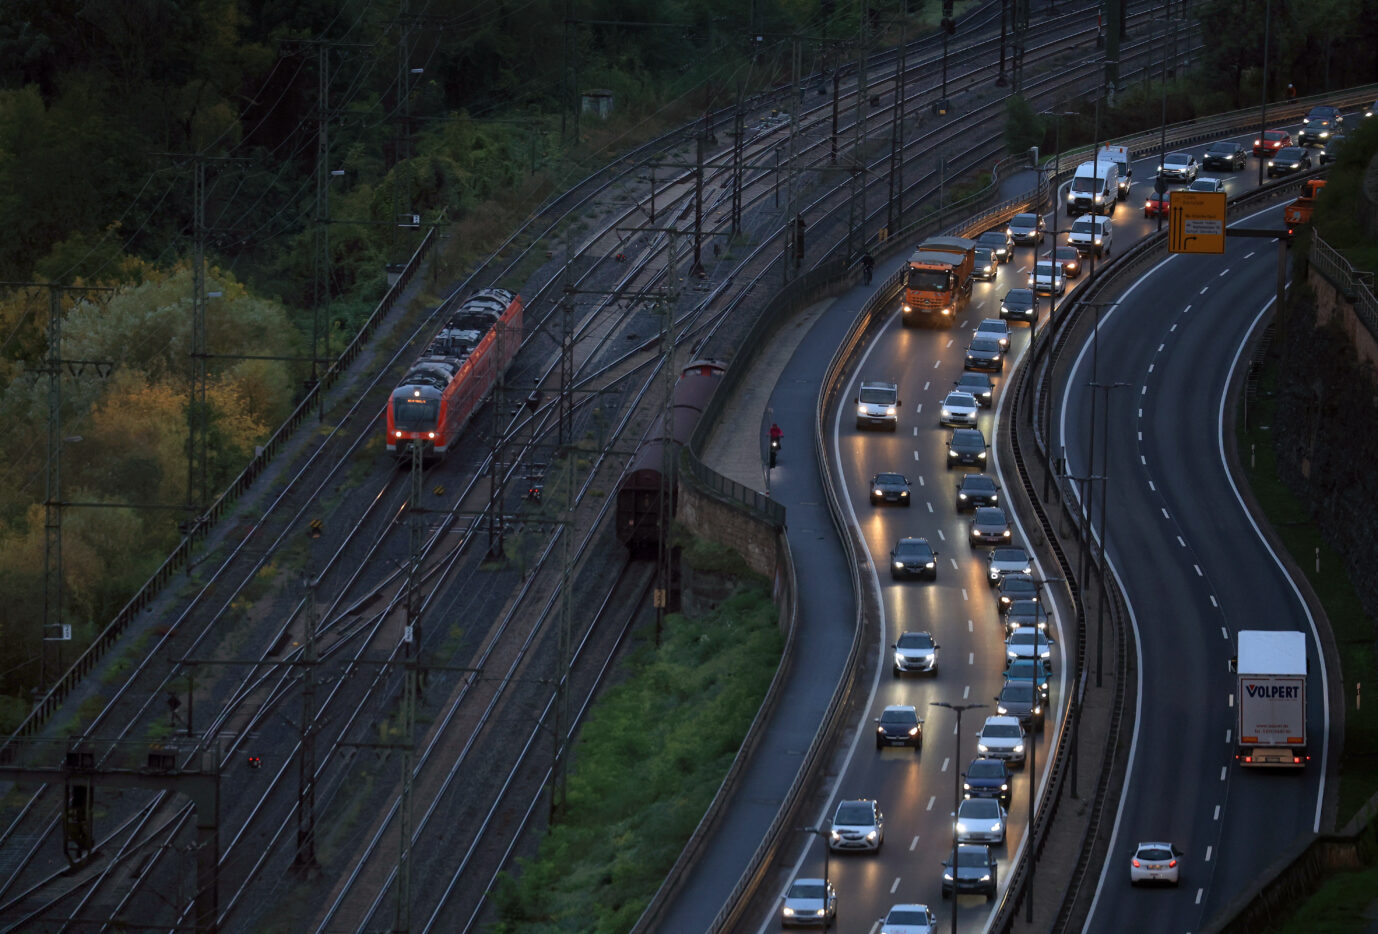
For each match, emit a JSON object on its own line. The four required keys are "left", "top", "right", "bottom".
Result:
{"left": 385, "top": 288, "right": 523, "bottom": 459}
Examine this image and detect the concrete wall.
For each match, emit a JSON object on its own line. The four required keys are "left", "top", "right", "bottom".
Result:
{"left": 1310, "top": 269, "right": 1378, "bottom": 369}
{"left": 675, "top": 474, "right": 779, "bottom": 581}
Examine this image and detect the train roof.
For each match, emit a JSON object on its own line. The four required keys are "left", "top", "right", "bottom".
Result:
{"left": 395, "top": 288, "right": 520, "bottom": 395}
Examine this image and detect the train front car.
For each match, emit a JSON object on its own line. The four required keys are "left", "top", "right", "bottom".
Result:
{"left": 386, "top": 288, "right": 523, "bottom": 459}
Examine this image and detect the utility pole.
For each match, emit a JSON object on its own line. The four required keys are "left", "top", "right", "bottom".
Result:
{"left": 887, "top": 22, "right": 906, "bottom": 236}
{"left": 394, "top": 438, "right": 425, "bottom": 933}
{"left": 730, "top": 84, "right": 745, "bottom": 237}
{"left": 295, "top": 571, "right": 321, "bottom": 875}
{"left": 1011, "top": 0, "right": 1029, "bottom": 92}
{"left": 847, "top": 0, "right": 869, "bottom": 263}
{"left": 653, "top": 234, "right": 681, "bottom": 645}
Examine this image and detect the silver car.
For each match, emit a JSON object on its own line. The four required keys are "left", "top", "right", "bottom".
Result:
{"left": 955, "top": 796, "right": 1007, "bottom": 844}
{"left": 969, "top": 506, "right": 1012, "bottom": 545}
{"left": 893, "top": 630, "right": 939, "bottom": 676}
{"left": 987, "top": 546, "right": 1031, "bottom": 585}
{"left": 939, "top": 390, "right": 979, "bottom": 427}
{"left": 829, "top": 798, "right": 885, "bottom": 852}
{"left": 974, "top": 318, "right": 1010, "bottom": 352}
{"left": 781, "top": 877, "right": 837, "bottom": 926}
{"left": 1157, "top": 151, "right": 1199, "bottom": 181}
{"left": 1005, "top": 629, "right": 1055, "bottom": 662}
{"left": 976, "top": 715, "right": 1026, "bottom": 765}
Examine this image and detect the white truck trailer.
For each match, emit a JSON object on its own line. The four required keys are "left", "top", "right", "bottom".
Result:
{"left": 1235, "top": 630, "right": 1308, "bottom": 767}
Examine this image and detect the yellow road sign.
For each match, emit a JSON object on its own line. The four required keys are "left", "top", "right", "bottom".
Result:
{"left": 1168, "top": 190, "right": 1226, "bottom": 254}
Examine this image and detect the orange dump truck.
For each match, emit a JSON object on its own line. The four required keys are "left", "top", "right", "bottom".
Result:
{"left": 902, "top": 235, "right": 975, "bottom": 327}
{"left": 1284, "top": 179, "right": 1326, "bottom": 234}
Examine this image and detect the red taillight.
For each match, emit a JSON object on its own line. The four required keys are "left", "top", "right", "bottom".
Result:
{"left": 1132, "top": 859, "right": 1141, "bottom": 868}
{"left": 1168, "top": 859, "right": 1177, "bottom": 868}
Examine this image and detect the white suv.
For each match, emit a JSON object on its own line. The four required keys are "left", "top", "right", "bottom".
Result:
{"left": 976, "top": 715, "right": 1027, "bottom": 766}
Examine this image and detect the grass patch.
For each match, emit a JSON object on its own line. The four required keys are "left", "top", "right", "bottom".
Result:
{"left": 1238, "top": 347, "right": 1378, "bottom": 823}
{"left": 490, "top": 575, "right": 782, "bottom": 933}
{"left": 1273, "top": 863, "right": 1378, "bottom": 933}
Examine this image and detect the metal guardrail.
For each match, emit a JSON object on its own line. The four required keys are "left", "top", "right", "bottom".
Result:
{"left": 1309, "top": 232, "right": 1378, "bottom": 341}
{"left": 14, "top": 228, "right": 440, "bottom": 737}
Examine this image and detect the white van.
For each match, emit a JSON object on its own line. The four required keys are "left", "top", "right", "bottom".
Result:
{"left": 1066, "top": 159, "right": 1119, "bottom": 216}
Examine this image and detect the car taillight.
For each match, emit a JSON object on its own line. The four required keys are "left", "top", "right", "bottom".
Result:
{"left": 1132, "top": 859, "right": 1140, "bottom": 867}
{"left": 1169, "top": 859, "right": 1178, "bottom": 868}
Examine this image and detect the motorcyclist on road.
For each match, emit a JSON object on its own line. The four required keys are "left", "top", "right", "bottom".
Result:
{"left": 769, "top": 422, "right": 784, "bottom": 450}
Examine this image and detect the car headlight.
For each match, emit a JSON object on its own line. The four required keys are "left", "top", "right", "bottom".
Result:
{"left": 900, "top": 490, "right": 908, "bottom": 497}
{"left": 902, "top": 304, "right": 912, "bottom": 313}
{"left": 925, "top": 561, "right": 935, "bottom": 569}
{"left": 1007, "top": 647, "right": 1019, "bottom": 658}
{"left": 1268, "top": 160, "right": 1274, "bottom": 167}
{"left": 866, "top": 830, "right": 878, "bottom": 842}
{"left": 1320, "top": 131, "right": 1329, "bottom": 138}
{"left": 893, "top": 561, "right": 904, "bottom": 569}
{"left": 989, "top": 821, "right": 1002, "bottom": 831}
{"left": 996, "top": 704, "right": 1007, "bottom": 714}
{"left": 1001, "top": 529, "right": 1010, "bottom": 536}
{"left": 885, "top": 406, "right": 897, "bottom": 415}
{"left": 1094, "top": 193, "right": 1103, "bottom": 202}
{"left": 948, "top": 449, "right": 958, "bottom": 457}
{"left": 978, "top": 451, "right": 987, "bottom": 459}
{"left": 909, "top": 726, "right": 920, "bottom": 736}
{"left": 959, "top": 492, "right": 969, "bottom": 500}
{"left": 944, "top": 869, "right": 954, "bottom": 881}
{"left": 977, "top": 743, "right": 990, "bottom": 753}
{"left": 980, "top": 873, "right": 992, "bottom": 882}
{"left": 1000, "top": 783, "right": 1008, "bottom": 791}
{"left": 783, "top": 907, "right": 796, "bottom": 917}
{"left": 874, "top": 488, "right": 883, "bottom": 496}
{"left": 1014, "top": 743, "right": 1025, "bottom": 753}
{"left": 955, "top": 821, "right": 968, "bottom": 833}
{"left": 999, "top": 304, "right": 1008, "bottom": 314}
{"left": 941, "top": 409, "right": 952, "bottom": 419}
{"left": 1094, "top": 237, "right": 1102, "bottom": 245}
{"left": 858, "top": 404, "right": 867, "bottom": 415}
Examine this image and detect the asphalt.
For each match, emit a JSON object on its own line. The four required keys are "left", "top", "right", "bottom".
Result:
{"left": 657, "top": 237, "right": 1126, "bottom": 933}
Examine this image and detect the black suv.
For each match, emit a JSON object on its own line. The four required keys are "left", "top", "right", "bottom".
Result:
{"left": 890, "top": 537, "right": 938, "bottom": 580}
{"left": 956, "top": 473, "right": 1000, "bottom": 511}
{"left": 1000, "top": 287, "right": 1036, "bottom": 324}
{"left": 1299, "top": 105, "right": 1343, "bottom": 146}
{"left": 963, "top": 758, "right": 1013, "bottom": 805}
{"left": 870, "top": 472, "right": 912, "bottom": 506}
{"left": 1267, "top": 147, "right": 1312, "bottom": 177}
{"left": 875, "top": 704, "right": 923, "bottom": 749}
{"left": 1202, "top": 140, "right": 1248, "bottom": 171}
{"left": 947, "top": 428, "right": 988, "bottom": 468}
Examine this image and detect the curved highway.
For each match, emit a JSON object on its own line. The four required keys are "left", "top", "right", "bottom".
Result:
{"left": 742, "top": 107, "right": 1350, "bottom": 932}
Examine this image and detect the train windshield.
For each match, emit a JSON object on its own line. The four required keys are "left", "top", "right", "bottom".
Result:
{"left": 906, "top": 267, "right": 951, "bottom": 291}
{"left": 393, "top": 397, "right": 439, "bottom": 431}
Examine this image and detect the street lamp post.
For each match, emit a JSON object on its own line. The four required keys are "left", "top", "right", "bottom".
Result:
{"left": 1258, "top": 0, "right": 1273, "bottom": 187}
{"left": 931, "top": 701, "right": 985, "bottom": 934}
{"left": 1087, "top": 379, "right": 1128, "bottom": 686}
{"left": 1037, "top": 109, "right": 1078, "bottom": 489}
{"left": 1156, "top": 15, "right": 1174, "bottom": 231}
{"left": 795, "top": 826, "right": 832, "bottom": 932}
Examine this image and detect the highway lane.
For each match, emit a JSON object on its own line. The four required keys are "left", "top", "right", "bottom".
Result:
{"left": 748, "top": 107, "right": 1346, "bottom": 932}
{"left": 1067, "top": 206, "right": 1327, "bottom": 932}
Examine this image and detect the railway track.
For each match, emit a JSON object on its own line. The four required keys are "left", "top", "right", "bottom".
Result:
{"left": 0, "top": 4, "right": 1202, "bottom": 930}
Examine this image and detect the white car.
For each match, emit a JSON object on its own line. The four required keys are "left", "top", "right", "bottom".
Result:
{"left": 973, "top": 318, "right": 1010, "bottom": 351}
{"left": 1067, "top": 215, "right": 1113, "bottom": 257}
{"left": 987, "top": 546, "right": 1032, "bottom": 586}
{"left": 1187, "top": 177, "right": 1226, "bottom": 194}
{"left": 829, "top": 797, "right": 885, "bottom": 852}
{"left": 1005, "top": 628, "right": 1054, "bottom": 662}
{"left": 1130, "top": 842, "right": 1184, "bottom": 886}
{"left": 976, "top": 715, "right": 1026, "bottom": 765}
{"left": 781, "top": 877, "right": 837, "bottom": 926}
{"left": 939, "top": 390, "right": 979, "bottom": 427}
{"left": 1028, "top": 259, "right": 1066, "bottom": 295}
{"left": 955, "top": 797, "right": 1007, "bottom": 844}
{"left": 893, "top": 630, "right": 939, "bottom": 676}
{"left": 1157, "top": 151, "right": 1199, "bottom": 181}
{"left": 880, "top": 903, "right": 937, "bottom": 934}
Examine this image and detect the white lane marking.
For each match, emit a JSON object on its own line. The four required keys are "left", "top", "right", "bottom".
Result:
{"left": 946, "top": 339, "right": 955, "bottom": 348}
{"left": 914, "top": 450, "right": 920, "bottom": 460}
{"left": 934, "top": 359, "right": 941, "bottom": 369}
{"left": 951, "top": 557, "right": 959, "bottom": 569}
{"left": 1141, "top": 385, "right": 1148, "bottom": 395}
{"left": 917, "top": 403, "right": 924, "bottom": 413}
{"left": 914, "top": 427, "right": 918, "bottom": 436}
{"left": 1194, "top": 564, "right": 1203, "bottom": 576}
{"left": 892, "top": 877, "right": 902, "bottom": 894}
{"left": 1229, "top": 693, "right": 1235, "bottom": 707}
{"left": 1148, "top": 480, "right": 1155, "bottom": 491}
{"left": 927, "top": 502, "right": 934, "bottom": 513}
{"left": 1244, "top": 251, "right": 1255, "bottom": 259}
{"left": 1210, "top": 595, "right": 1219, "bottom": 607}
{"left": 1169, "top": 323, "right": 1177, "bottom": 332}
{"left": 910, "top": 836, "right": 920, "bottom": 851}
{"left": 1139, "top": 431, "right": 1144, "bottom": 441}
{"left": 1214, "top": 804, "right": 1221, "bottom": 820}
{"left": 1220, "top": 766, "right": 1227, "bottom": 781}
{"left": 1200, "top": 285, "right": 1209, "bottom": 294}
{"left": 1141, "top": 454, "right": 1147, "bottom": 465}
{"left": 1226, "top": 729, "right": 1232, "bottom": 743}
{"left": 1161, "top": 508, "right": 1170, "bottom": 519}
{"left": 924, "top": 381, "right": 930, "bottom": 391}
{"left": 1219, "top": 268, "right": 1229, "bottom": 277}
{"left": 963, "top": 684, "right": 970, "bottom": 698}
{"left": 938, "top": 529, "right": 946, "bottom": 541}
{"left": 961, "top": 588, "right": 969, "bottom": 601}
{"left": 942, "top": 757, "right": 951, "bottom": 772}
{"left": 927, "top": 797, "right": 937, "bottom": 811}
{"left": 1157, "top": 343, "right": 1165, "bottom": 353}
{"left": 1177, "top": 536, "right": 1186, "bottom": 547}
{"left": 1148, "top": 363, "right": 1154, "bottom": 373}
{"left": 918, "top": 475, "right": 925, "bottom": 486}
{"left": 1205, "top": 845, "right": 1213, "bottom": 861}
{"left": 969, "top": 652, "right": 975, "bottom": 665}
{"left": 1196, "top": 889, "right": 1204, "bottom": 904}
{"left": 1138, "top": 408, "right": 1143, "bottom": 417}
{"left": 967, "top": 619, "right": 974, "bottom": 632}
{"left": 1184, "top": 303, "right": 1192, "bottom": 313}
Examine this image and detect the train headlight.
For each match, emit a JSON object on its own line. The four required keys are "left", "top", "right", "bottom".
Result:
{"left": 427, "top": 432, "right": 436, "bottom": 439}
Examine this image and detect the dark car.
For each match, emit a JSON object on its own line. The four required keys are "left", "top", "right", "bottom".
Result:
{"left": 976, "top": 228, "right": 1013, "bottom": 262}
{"left": 996, "top": 574, "right": 1039, "bottom": 612}
{"left": 1004, "top": 657, "right": 1052, "bottom": 697}
{"left": 963, "top": 758, "right": 1013, "bottom": 805}
{"left": 1252, "top": 128, "right": 1291, "bottom": 157}
{"left": 999, "top": 287, "right": 1036, "bottom": 324}
{"left": 942, "top": 843, "right": 998, "bottom": 899}
{"left": 969, "top": 506, "right": 1012, "bottom": 545}
{"left": 1004, "top": 599, "right": 1051, "bottom": 635}
{"left": 1298, "top": 105, "right": 1343, "bottom": 145}
{"left": 1043, "top": 245, "right": 1082, "bottom": 278}
{"left": 955, "top": 371, "right": 995, "bottom": 407}
{"left": 875, "top": 704, "right": 923, "bottom": 749}
{"left": 946, "top": 428, "right": 988, "bottom": 468}
{"left": 1007, "top": 212, "right": 1045, "bottom": 245}
{"left": 890, "top": 537, "right": 938, "bottom": 580}
{"left": 995, "top": 680, "right": 1044, "bottom": 730}
{"left": 964, "top": 336, "right": 1004, "bottom": 372}
{"left": 956, "top": 473, "right": 1000, "bottom": 511}
{"left": 1267, "top": 146, "right": 1312, "bottom": 177}
{"left": 972, "top": 246, "right": 998, "bottom": 281}
{"left": 1320, "top": 133, "right": 1346, "bottom": 166}
{"left": 1202, "top": 140, "right": 1248, "bottom": 171}
{"left": 871, "top": 471, "right": 912, "bottom": 506}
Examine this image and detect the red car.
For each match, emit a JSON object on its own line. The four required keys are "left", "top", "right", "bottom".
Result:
{"left": 1252, "top": 129, "right": 1291, "bottom": 157}
{"left": 1144, "top": 190, "right": 1170, "bottom": 217}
